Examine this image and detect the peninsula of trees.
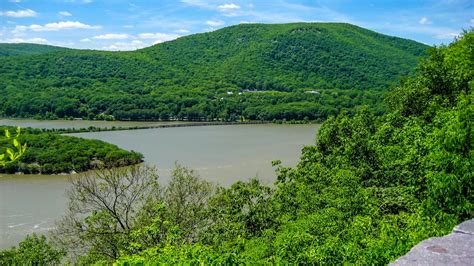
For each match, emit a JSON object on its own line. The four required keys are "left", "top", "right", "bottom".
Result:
{"left": 0, "top": 126, "right": 143, "bottom": 174}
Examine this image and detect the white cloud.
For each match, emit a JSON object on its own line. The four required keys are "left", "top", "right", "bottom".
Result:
{"left": 206, "top": 20, "right": 225, "bottom": 27}
{"left": 419, "top": 17, "right": 432, "bottom": 25}
{"left": 180, "top": 0, "right": 211, "bottom": 9}
{"left": 9, "top": 0, "right": 21, "bottom": 2}
{"left": 103, "top": 40, "right": 145, "bottom": 51}
{"left": 14, "top": 21, "right": 101, "bottom": 32}
{"left": 4, "top": 37, "right": 48, "bottom": 44}
{"left": 372, "top": 22, "right": 461, "bottom": 42}
{"left": 93, "top": 33, "right": 129, "bottom": 40}
{"left": 218, "top": 3, "right": 240, "bottom": 10}
{"left": 59, "top": 11, "right": 72, "bottom": 17}
{"left": 137, "top": 32, "right": 180, "bottom": 43}
{"left": 83, "top": 33, "right": 180, "bottom": 49}
{"left": 470, "top": 18, "right": 474, "bottom": 25}
{"left": 175, "top": 28, "right": 190, "bottom": 33}
{"left": 434, "top": 32, "right": 459, "bottom": 40}
{"left": 0, "top": 9, "right": 37, "bottom": 18}
{"left": 11, "top": 25, "right": 27, "bottom": 35}
{"left": 123, "top": 25, "right": 134, "bottom": 28}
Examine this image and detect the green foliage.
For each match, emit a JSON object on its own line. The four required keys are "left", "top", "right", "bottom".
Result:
{"left": 112, "top": 30, "right": 472, "bottom": 264}
{"left": 0, "top": 234, "right": 65, "bottom": 265}
{"left": 159, "top": 165, "right": 214, "bottom": 240}
{"left": 5, "top": 27, "right": 471, "bottom": 266}
{"left": 202, "top": 179, "right": 276, "bottom": 245}
{"left": 0, "top": 126, "right": 142, "bottom": 174}
{"left": 0, "top": 23, "right": 427, "bottom": 121}
{"left": 424, "top": 92, "right": 473, "bottom": 218}
{"left": 0, "top": 127, "right": 27, "bottom": 167}
{"left": 0, "top": 43, "right": 68, "bottom": 56}
{"left": 53, "top": 164, "right": 215, "bottom": 263}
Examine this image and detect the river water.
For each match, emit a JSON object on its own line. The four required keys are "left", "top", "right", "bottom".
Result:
{"left": 0, "top": 120, "right": 320, "bottom": 249}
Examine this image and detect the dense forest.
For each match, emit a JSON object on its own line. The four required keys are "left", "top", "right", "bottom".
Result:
{"left": 0, "top": 23, "right": 428, "bottom": 121}
{"left": 0, "top": 43, "right": 69, "bottom": 57}
{"left": 1, "top": 30, "right": 471, "bottom": 264}
{"left": 0, "top": 126, "right": 143, "bottom": 174}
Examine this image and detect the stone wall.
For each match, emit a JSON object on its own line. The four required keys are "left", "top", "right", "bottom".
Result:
{"left": 391, "top": 219, "right": 474, "bottom": 265}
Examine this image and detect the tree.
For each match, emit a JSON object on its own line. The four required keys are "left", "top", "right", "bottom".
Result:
{"left": 0, "top": 234, "right": 65, "bottom": 265}
{"left": 53, "top": 163, "right": 216, "bottom": 263}
{"left": 125, "top": 164, "right": 215, "bottom": 254}
{"left": 53, "top": 165, "right": 160, "bottom": 262}
{"left": 159, "top": 164, "right": 215, "bottom": 241}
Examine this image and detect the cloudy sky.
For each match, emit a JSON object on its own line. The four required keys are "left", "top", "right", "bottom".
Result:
{"left": 0, "top": 0, "right": 472, "bottom": 50}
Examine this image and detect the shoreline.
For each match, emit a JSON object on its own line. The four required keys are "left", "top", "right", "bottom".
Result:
{"left": 55, "top": 121, "right": 272, "bottom": 133}
{"left": 0, "top": 120, "right": 317, "bottom": 134}
{"left": 0, "top": 121, "right": 320, "bottom": 177}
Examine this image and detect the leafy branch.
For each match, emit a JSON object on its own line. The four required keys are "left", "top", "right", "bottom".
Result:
{"left": 0, "top": 127, "right": 27, "bottom": 167}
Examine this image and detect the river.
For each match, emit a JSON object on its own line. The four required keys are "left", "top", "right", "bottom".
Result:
{"left": 0, "top": 120, "right": 320, "bottom": 249}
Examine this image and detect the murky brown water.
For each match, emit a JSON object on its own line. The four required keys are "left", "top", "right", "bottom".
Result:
{"left": 0, "top": 121, "right": 320, "bottom": 249}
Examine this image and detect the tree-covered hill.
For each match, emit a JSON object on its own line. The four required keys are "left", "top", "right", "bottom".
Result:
{"left": 0, "top": 23, "right": 429, "bottom": 121}
{"left": 140, "top": 23, "right": 427, "bottom": 90}
{"left": 0, "top": 43, "right": 69, "bottom": 56}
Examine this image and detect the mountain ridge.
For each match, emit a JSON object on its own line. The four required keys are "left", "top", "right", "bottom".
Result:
{"left": 0, "top": 22, "right": 430, "bottom": 121}
{"left": 0, "top": 23, "right": 427, "bottom": 54}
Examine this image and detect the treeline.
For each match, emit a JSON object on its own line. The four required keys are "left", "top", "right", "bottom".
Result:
{"left": 0, "top": 88, "right": 386, "bottom": 122}
{"left": 0, "top": 126, "right": 143, "bottom": 174}
{"left": 0, "top": 43, "right": 68, "bottom": 56}
{"left": 1, "top": 30, "right": 470, "bottom": 264}
{"left": 0, "top": 23, "right": 426, "bottom": 121}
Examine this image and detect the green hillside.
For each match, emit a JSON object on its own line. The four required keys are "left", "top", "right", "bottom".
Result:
{"left": 0, "top": 43, "right": 69, "bottom": 56}
{"left": 140, "top": 23, "right": 427, "bottom": 90}
{"left": 0, "top": 23, "right": 429, "bottom": 121}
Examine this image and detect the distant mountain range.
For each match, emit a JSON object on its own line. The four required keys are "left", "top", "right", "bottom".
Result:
{"left": 0, "top": 23, "right": 429, "bottom": 121}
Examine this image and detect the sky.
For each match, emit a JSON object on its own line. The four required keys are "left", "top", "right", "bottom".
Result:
{"left": 0, "top": 0, "right": 473, "bottom": 51}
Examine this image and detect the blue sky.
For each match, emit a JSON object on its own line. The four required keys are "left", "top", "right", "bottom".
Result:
{"left": 0, "top": 0, "right": 473, "bottom": 50}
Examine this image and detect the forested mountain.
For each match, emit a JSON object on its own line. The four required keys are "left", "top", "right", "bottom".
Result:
{"left": 0, "top": 23, "right": 429, "bottom": 121}
{"left": 0, "top": 43, "right": 69, "bottom": 56}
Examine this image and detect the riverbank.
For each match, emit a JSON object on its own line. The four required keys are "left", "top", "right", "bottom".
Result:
{"left": 0, "top": 118, "right": 319, "bottom": 134}
{"left": 52, "top": 121, "right": 271, "bottom": 133}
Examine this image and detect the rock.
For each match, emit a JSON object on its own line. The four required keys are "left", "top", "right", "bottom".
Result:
{"left": 391, "top": 219, "right": 474, "bottom": 266}
{"left": 454, "top": 219, "right": 474, "bottom": 235}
